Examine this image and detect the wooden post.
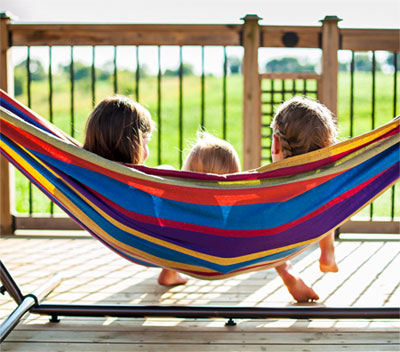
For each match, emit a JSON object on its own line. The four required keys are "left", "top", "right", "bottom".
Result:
{"left": 0, "top": 12, "right": 13, "bottom": 235}
{"left": 320, "top": 15, "right": 341, "bottom": 117}
{"left": 242, "top": 14, "right": 261, "bottom": 171}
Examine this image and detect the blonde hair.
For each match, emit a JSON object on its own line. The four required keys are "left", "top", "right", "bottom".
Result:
{"left": 270, "top": 96, "right": 338, "bottom": 158}
{"left": 183, "top": 132, "right": 240, "bottom": 174}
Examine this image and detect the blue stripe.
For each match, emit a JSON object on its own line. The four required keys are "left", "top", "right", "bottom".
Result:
{"left": 33, "top": 144, "right": 399, "bottom": 230}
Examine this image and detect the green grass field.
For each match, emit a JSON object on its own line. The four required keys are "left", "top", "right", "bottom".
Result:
{"left": 13, "top": 70, "right": 399, "bottom": 218}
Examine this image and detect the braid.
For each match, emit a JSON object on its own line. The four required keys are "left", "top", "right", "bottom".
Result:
{"left": 274, "top": 129, "right": 293, "bottom": 158}
{"left": 271, "top": 96, "right": 337, "bottom": 159}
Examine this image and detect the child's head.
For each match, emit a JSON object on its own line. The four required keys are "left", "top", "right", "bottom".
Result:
{"left": 271, "top": 96, "right": 337, "bottom": 160}
{"left": 183, "top": 131, "right": 240, "bottom": 174}
{"left": 83, "top": 95, "right": 154, "bottom": 164}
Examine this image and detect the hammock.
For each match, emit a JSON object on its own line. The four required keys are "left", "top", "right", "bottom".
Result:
{"left": 1, "top": 89, "right": 399, "bottom": 280}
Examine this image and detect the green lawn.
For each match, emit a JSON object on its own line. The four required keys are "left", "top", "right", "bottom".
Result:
{"left": 13, "top": 71, "right": 399, "bottom": 218}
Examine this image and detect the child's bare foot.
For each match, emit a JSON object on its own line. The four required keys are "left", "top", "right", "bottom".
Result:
{"left": 318, "top": 231, "right": 338, "bottom": 273}
{"left": 284, "top": 274, "right": 320, "bottom": 302}
{"left": 319, "top": 252, "right": 339, "bottom": 273}
{"left": 157, "top": 268, "right": 188, "bottom": 286}
{"left": 275, "top": 262, "right": 319, "bottom": 303}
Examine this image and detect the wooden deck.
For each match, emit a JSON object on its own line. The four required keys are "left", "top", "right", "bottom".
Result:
{"left": 1, "top": 232, "right": 399, "bottom": 351}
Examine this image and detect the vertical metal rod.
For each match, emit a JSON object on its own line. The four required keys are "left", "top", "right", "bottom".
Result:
{"left": 303, "top": 79, "right": 307, "bottom": 96}
{"left": 91, "top": 46, "right": 96, "bottom": 108}
{"left": 350, "top": 51, "right": 355, "bottom": 137}
{"left": 391, "top": 52, "right": 398, "bottom": 219}
{"left": 157, "top": 46, "right": 162, "bottom": 165}
{"left": 26, "top": 46, "right": 33, "bottom": 215}
{"left": 179, "top": 46, "right": 183, "bottom": 168}
{"left": 113, "top": 46, "right": 118, "bottom": 94}
{"left": 70, "top": 46, "right": 75, "bottom": 138}
{"left": 222, "top": 46, "right": 227, "bottom": 140}
{"left": 281, "top": 79, "right": 285, "bottom": 101}
{"left": 371, "top": 51, "right": 376, "bottom": 130}
{"left": 269, "top": 80, "right": 275, "bottom": 162}
{"left": 370, "top": 51, "right": 376, "bottom": 219}
{"left": 136, "top": 46, "right": 140, "bottom": 101}
{"left": 201, "top": 46, "right": 205, "bottom": 129}
{"left": 292, "top": 79, "right": 296, "bottom": 96}
{"left": 48, "top": 46, "right": 54, "bottom": 215}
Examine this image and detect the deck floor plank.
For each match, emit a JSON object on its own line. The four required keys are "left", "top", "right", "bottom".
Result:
{"left": 0, "top": 235, "right": 399, "bottom": 351}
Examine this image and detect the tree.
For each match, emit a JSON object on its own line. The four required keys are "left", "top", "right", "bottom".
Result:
{"left": 14, "top": 59, "right": 46, "bottom": 96}
{"left": 164, "top": 63, "right": 194, "bottom": 76}
{"left": 227, "top": 56, "right": 241, "bottom": 74}
{"left": 354, "top": 54, "right": 381, "bottom": 72}
{"left": 385, "top": 53, "right": 400, "bottom": 69}
{"left": 265, "top": 57, "right": 316, "bottom": 73}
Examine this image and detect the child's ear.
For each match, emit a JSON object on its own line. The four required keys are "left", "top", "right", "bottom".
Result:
{"left": 272, "top": 135, "right": 281, "bottom": 155}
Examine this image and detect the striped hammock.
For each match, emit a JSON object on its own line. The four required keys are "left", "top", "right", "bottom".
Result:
{"left": 1, "top": 90, "right": 399, "bottom": 280}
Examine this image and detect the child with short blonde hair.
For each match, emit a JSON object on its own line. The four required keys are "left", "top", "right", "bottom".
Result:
{"left": 156, "top": 131, "right": 241, "bottom": 286}
{"left": 182, "top": 131, "right": 241, "bottom": 174}
{"left": 271, "top": 96, "right": 339, "bottom": 302}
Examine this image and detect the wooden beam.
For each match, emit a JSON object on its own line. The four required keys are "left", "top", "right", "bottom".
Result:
{"left": 10, "top": 24, "right": 242, "bottom": 46}
{"left": 339, "top": 220, "right": 400, "bottom": 234}
{"left": 260, "top": 73, "right": 321, "bottom": 80}
{"left": 320, "top": 16, "right": 341, "bottom": 117}
{"left": 0, "top": 13, "right": 13, "bottom": 235}
{"left": 260, "top": 26, "right": 321, "bottom": 48}
{"left": 242, "top": 15, "right": 262, "bottom": 171}
{"left": 341, "top": 28, "right": 400, "bottom": 52}
{"left": 13, "top": 215, "right": 81, "bottom": 230}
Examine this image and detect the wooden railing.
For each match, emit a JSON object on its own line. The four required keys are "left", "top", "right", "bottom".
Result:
{"left": 0, "top": 13, "right": 399, "bottom": 235}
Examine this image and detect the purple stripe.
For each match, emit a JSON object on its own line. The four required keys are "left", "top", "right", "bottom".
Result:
{"left": 52, "top": 159, "right": 399, "bottom": 258}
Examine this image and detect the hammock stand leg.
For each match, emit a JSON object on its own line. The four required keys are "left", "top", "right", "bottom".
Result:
{"left": 0, "top": 261, "right": 62, "bottom": 343}
{"left": 1, "top": 260, "right": 399, "bottom": 343}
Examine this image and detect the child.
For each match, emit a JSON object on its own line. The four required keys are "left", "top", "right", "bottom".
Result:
{"left": 270, "top": 96, "right": 339, "bottom": 302}
{"left": 182, "top": 131, "right": 241, "bottom": 174}
{"left": 156, "top": 131, "right": 241, "bottom": 284}
{"left": 83, "top": 95, "right": 187, "bottom": 286}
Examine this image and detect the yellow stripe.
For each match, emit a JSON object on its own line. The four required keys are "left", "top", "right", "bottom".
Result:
{"left": 0, "top": 139, "right": 57, "bottom": 196}
{"left": 52, "top": 179, "right": 316, "bottom": 266}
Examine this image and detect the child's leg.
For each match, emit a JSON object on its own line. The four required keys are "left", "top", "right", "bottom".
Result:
{"left": 275, "top": 261, "right": 319, "bottom": 302}
{"left": 319, "top": 230, "right": 338, "bottom": 273}
{"left": 157, "top": 268, "right": 188, "bottom": 286}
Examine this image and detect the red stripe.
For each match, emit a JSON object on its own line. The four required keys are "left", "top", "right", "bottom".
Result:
{"left": 1, "top": 118, "right": 341, "bottom": 205}
{"left": 88, "top": 165, "right": 389, "bottom": 238}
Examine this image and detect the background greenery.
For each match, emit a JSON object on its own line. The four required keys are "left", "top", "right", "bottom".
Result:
{"left": 12, "top": 54, "right": 399, "bottom": 218}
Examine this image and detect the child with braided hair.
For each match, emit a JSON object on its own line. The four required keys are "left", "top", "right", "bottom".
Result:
{"left": 270, "top": 96, "right": 338, "bottom": 302}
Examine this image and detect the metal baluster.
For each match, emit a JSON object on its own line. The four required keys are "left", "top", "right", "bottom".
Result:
{"left": 179, "top": 46, "right": 183, "bottom": 168}
{"left": 201, "top": 46, "right": 205, "bottom": 129}
{"left": 136, "top": 46, "right": 140, "bottom": 101}
{"left": 222, "top": 46, "right": 227, "bottom": 140}
{"left": 350, "top": 51, "right": 355, "bottom": 137}
{"left": 113, "top": 46, "right": 118, "bottom": 94}
{"left": 157, "top": 46, "right": 162, "bottom": 165}
{"left": 370, "top": 51, "right": 376, "bottom": 219}
{"left": 70, "top": 46, "right": 75, "bottom": 138}
{"left": 391, "top": 52, "right": 398, "bottom": 219}
{"left": 27, "top": 47, "right": 33, "bottom": 215}
{"left": 48, "top": 46, "right": 54, "bottom": 214}
{"left": 91, "top": 46, "right": 96, "bottom": 108}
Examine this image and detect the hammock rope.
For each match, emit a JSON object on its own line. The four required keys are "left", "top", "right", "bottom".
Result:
{"left": 1, "top": 89, "right": 399, "bottom": 279}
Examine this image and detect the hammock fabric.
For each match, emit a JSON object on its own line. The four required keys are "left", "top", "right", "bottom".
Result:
{"left": 0, "top": 90, "right": 399, "bottom": 280}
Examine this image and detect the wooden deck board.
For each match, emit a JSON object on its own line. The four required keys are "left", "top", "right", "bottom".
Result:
{"left": 1, "top": 235, "right": 399, "bottom": 351}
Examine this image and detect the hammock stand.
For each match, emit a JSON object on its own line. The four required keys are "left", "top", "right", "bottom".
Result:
{"left": 0, "top": 89, "right": 399, "bottom": 341}
{"left": 1, "top": 260, "right": 398, "bottom": 343}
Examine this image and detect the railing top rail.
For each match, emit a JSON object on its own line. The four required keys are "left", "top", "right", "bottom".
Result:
{"left": 8, "top": 23, "right": 243, "bottom": 46}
